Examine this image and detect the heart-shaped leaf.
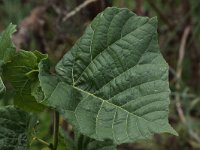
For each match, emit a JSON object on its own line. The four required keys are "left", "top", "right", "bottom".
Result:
{"left": 39, "top": 7, "right": 177, "bottom": 144}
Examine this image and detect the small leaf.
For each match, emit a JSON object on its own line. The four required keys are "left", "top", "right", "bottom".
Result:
{"left": 0, "top": 23, "right": 16, "bottom": 96}
{"left": 0, "top": 106, "right": 34, "bottom": 150}
{"left": 0, "top": 24, "right": 48, "bottom": 111}
{"left": 0, "top": 23, "right": 16, "bottom": 65}
{"left": 2, "top": 50, "right": 46, "bottom": 112}
{"left": 39, "top": 7, "right": 177, "bottom": 144}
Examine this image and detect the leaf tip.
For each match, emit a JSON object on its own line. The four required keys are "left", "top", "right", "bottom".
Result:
{"left": 165, "top": 123, "right": 179, "bottom": 136}
{"left": 7, "top": 23, "right": 17, "bottom": 35}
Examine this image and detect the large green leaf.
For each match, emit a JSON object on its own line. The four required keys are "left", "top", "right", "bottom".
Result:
{"left": 0, "top": 106, "right": 34, "bottom": 150}
{"left": 2, "top": 50, "right": 46, "bottom": 112}
{"left": 39, "top": 7, "right": 177, "bottom": 144}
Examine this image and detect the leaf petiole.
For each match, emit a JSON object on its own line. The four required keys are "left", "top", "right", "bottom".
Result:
{"left": 32, "top": 136, "right": 53, "bottom": 149}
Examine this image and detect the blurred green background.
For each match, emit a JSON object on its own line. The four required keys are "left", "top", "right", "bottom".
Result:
{"left": 1, "top": 0, "right": 200, "bottom": 149}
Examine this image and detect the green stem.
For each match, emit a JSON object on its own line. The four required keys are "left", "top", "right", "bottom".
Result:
{"left": 53, "top": 110, "right": 59, "bottom": 150}
{"left": 33, "top": 137, "right": 52, "bottom": 149}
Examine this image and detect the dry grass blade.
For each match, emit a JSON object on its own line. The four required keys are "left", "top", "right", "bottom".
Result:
{"left": 175, "top": 26, "right": 200, "bottom": 143}
{"left": 62, "top": 0, "right": 99, "bottom": 22}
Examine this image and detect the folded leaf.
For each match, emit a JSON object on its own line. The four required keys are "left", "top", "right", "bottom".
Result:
{"left": 39, "top": 7, "right": 177, "bottom": 144}
{"left": 0, "top": 106, "right": 34, "bottom": 150}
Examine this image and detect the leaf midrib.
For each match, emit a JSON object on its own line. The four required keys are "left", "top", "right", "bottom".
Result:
{"left": 73, "top": 85, "right": 153, "bottom": 123}
{"left": 73, "top": 16, "right": 151, "bottom": 85}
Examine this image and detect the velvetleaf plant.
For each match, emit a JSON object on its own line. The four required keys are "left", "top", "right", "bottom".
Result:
{"left": 0, "top": 7, "right": 177, "bottom": 150}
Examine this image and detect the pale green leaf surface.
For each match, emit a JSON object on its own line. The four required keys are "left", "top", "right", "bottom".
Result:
{"left": 0, "top": 23, "right": 16, "bottom": 65}
{"left": 39, "top": 7, "right": 177, "bottom": 144}
{"left": 0, "top": 23, "right": 16, "bottom": 96}
{"left": 0, "top": 106, "right": 32, "bottom": 150}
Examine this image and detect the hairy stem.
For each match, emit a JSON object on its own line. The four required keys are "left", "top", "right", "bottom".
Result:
{"left": 53, "top": 110, "right": 59, "bottom": 150}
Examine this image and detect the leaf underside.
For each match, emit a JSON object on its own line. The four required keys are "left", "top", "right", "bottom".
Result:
{"left": 39, "top": 7, "right": 177, "bottom": 144}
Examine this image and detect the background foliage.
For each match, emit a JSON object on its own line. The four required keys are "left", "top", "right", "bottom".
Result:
{"left": 0, "top": 0, "right": 200, "bottom": 149}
